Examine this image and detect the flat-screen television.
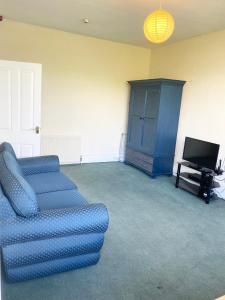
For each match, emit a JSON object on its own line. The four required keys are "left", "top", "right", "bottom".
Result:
{"left": 183, "top": 137, "right": 219, "bottom": 170}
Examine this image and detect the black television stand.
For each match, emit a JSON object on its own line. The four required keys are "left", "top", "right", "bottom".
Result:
{"left": 175, "top": 161, "right": 217, "bottom": 204}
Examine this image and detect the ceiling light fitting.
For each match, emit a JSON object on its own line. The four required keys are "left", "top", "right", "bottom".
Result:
{"left": 143, "top": 2, "right": 175, "bottom": 44}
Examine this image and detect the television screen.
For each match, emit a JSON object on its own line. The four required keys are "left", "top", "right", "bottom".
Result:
{"left": 183, "top": 137, "right": 219, "bottom": 170}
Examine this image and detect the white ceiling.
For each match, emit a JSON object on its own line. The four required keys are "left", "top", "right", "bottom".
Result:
{"left": 1, "top": 0, "right": 225, "bottom": 48}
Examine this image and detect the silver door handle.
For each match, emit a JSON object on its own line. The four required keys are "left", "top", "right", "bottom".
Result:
{"left": 24, "top": 126, "right": 41, "bottom": 133}
{"left": 35, "top": 126, "right": 40, "bottom": 134}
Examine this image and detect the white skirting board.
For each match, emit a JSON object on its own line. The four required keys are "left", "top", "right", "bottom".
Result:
{"left": 81, "top": 154, "right": 119, "bottom": 164}
{"left": 41, "top": 134, "right": 81, "bottom": 164}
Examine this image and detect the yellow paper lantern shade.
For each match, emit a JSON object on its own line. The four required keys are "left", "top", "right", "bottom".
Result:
{"left": 144, "top": 9, "right": 175, "bottom": 44}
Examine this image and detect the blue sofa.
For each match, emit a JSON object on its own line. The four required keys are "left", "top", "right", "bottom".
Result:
{"left": 0, "top": 142, "right": 109, "bottom": 282}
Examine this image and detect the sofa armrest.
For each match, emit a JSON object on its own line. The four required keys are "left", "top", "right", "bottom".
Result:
{"left": 18, "top": 155, "right": 60, "bottom": 175}
{"left": 1, "top": 204, "right": 109, "bottom": 246}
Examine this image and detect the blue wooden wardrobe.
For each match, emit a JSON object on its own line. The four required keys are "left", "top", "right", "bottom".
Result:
{"left": 125, "top": 79, "right": 185, "bottom": 177}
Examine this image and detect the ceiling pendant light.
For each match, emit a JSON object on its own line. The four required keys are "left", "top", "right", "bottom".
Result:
{"left": 143, "top": 5, "right": 175, "bottom": 44}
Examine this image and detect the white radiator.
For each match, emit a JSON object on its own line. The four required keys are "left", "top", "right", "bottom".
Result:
{"left": 41, "top": 134, "right": 81, "bottom": 164}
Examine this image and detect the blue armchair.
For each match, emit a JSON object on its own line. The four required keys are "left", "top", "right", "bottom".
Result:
{"left": 0, "top": 142, "right": 109, "bottom": 282}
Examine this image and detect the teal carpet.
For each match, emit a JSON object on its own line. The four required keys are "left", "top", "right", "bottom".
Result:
{"left": 2, "top": 162, "right": 225, "bottom": 300}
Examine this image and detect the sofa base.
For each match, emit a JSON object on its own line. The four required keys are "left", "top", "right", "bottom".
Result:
{"left": 3, "top": 233, "right": 104, "bottom": 269}
{"left": 5, "top": 252, "right": 100, "bottom": 282}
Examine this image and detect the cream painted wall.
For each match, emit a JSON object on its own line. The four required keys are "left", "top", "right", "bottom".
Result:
{"left": 150, "top": 29, "right": 225, "bottom": 171}
{"left": 3, "top": 19, "right": 224, "bottom": 171}
{"left": 0, "top": 19, "right": 151, "bottom": 163}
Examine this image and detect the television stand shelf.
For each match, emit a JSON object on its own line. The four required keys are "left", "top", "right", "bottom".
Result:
{"left": 175, "top": 161, "right": 217, "bottom": 204}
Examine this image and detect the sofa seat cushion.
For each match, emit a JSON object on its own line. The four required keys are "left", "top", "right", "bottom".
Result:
{"left": 37, "top": 189, "right": 88, "bottom": 211}
{"left": 0, "top": 151, "right": 39, "bottom": 217}
{"left": 25, "top": 172, "right": 77, "bottom": 194}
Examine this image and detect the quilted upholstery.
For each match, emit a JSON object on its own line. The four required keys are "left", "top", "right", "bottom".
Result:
{"left": 0, "top": 146, "right": 23, "bottom": 176}
{"left": 25, "top": 172, "right": 77, "bottom": 194}
{"left": 37, "top": 189, "right": 88, "bottom": 211}
{"left": 1, "top": 203, "right": 108, "bottom": 282}
{"left": 3, "top": 233, "right": 104, "bottom": 268}
{"left": 6, "top": 253, "right": 100, "bottom": 282}
{"left": 0, "top": 184, "right": 16, "bottom": 220}
{"left": 0, "top": 151, "right": 39, "bottom": 217}
{"left": 0, "top": 142, "right": 109, "bottom": 283}
{"left": 0, "top": 142, "right": 17, "bottom": 159}
{"left": 19, "top": 155, "right": 60, "bottom": 175}
{"left": 1, "top": 204, "right": 109, "bottom": 246}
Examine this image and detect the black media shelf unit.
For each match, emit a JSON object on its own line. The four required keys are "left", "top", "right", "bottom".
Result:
{"left": 175, "top": 161, "right": 218, "bottom": 204}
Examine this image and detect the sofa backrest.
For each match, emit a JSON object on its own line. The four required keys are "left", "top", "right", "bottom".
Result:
{"left": 0, "top": 142, "right": 23, "bottom": 176}
{"left": 0, "top": 184, "right": 16, "bottom": 220}
{"left": 0, "top": 142, "right": 17, "bottom": 159}
{"left": 0, "top": 151, "right": 39, "bottom": 217}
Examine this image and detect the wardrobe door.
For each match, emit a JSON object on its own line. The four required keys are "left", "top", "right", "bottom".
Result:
{"left": 141, "top": 87, "right": 160, "bottom": 154}
{"left": 127, "top": 86, "right": 146, "bottom": 150}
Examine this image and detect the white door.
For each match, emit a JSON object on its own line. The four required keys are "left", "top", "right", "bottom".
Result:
{"left": 0, "top": 60, "right": 41, "bottom": 157}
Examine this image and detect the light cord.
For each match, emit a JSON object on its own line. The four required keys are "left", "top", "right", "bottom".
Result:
{"left": 159, "top": 0, "right": 162, "bottom": 9}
